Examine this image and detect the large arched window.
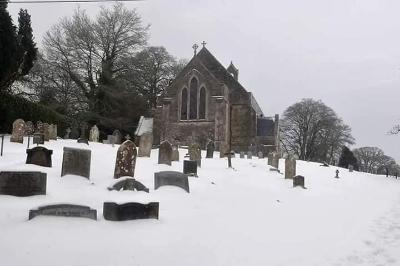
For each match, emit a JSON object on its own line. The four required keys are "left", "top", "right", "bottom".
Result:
{"left": 181, "top": 87, "right": 188, "bottom": 120}
{"left": 189, "top": 78, "right": 198, "bottom": 120}
{"left": 199, "top": 86, "right": 206, "bottom": 119}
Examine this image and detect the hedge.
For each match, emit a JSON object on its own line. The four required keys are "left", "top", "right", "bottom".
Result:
{"left": 0, "top": 93, "right": 69, "bottom": 135}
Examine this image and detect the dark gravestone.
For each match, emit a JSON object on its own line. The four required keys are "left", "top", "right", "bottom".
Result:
{"left": 108, "top": 177, "right": 149, "bottom": 193}
{"left": 348, "top": 165, "right": 354, "bottom": 172}
{"left": 26, "top": 147, "right": 53, "bottom": 167}
{"left": 293, "top": 175, "right": 305, "bottom": 188}
{"left": 33, "top": 133, "right": 44, "bottom": 145}
{"left": 183, "top": 160, "right": 198, "bottom": 176}
{"left": 43, "top": 123, "right": 50, "bottom": 141}
{"left": 158, "top": 140, "right": 173, "bottom": 165}
{"left": 80, "top": 122, "right": 88, "bottom": 139}
{"left": 25, "top": 121, "right": 34, "bottom": 136}
{"left": 29, "top": 204, "right": 97, "bottom": 220}
{"left": 114, "top": 140, "right": 137, "bottom": 179}
{"left": 206, "top": 141, "right": 215, "bottom": 158}
{"left": 77, "top": 138, "right": 89, "bottom": 145}
{"left": 61, "top": 147, "right": 91, "bottom": 179}
{"left": 103, "top": 202, "right": 159, "bottom": 221}
{"left": 0, "top": 171, "right": 46, "bottom": 197}
{"left": 154, "top": 171, "right": 190, "bottom": 193}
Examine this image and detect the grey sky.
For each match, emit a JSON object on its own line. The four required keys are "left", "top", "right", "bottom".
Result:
{"left": 8, "top": 0, "right": 400, "bottom": 161}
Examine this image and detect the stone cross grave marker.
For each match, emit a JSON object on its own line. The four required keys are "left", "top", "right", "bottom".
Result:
{"left": 114, "top": 140, "right": 137, "bottom": 179}
{"left": 61, "top": 147, "right": 91, "bottom": 179}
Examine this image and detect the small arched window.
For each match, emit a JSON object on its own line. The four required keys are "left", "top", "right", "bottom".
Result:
{"left": 189, "top": 78, "right": 198, "bottom": 120}
{"left": 199, "top": 86, "right": 206, "bottom": 119}
{"left": 181, "top": 87, "right": 188, "bottom": 120}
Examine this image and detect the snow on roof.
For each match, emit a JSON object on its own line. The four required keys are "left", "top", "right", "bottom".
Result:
{"left": 135, "top": 116, "right": 153, "bottom": 136}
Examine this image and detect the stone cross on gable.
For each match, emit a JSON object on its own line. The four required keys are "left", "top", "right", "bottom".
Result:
{"left": 201, "top": 41, "right": 207, "bottom": 48}
{"left": 192, "top": 43, "right": 199, "bottom": 55}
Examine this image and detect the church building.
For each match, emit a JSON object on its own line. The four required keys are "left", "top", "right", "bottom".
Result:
{"left": 153, "top": 44, "right": 280, "bottom": 154}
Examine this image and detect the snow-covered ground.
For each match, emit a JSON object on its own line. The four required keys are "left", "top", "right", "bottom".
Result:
{"left": 0, "top": 136, "right": 399, "bottom": 266}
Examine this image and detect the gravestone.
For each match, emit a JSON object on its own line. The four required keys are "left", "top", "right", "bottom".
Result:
{"left": 25, "top": 121, "right": 34, "bottom": 136}
{"left": 172, "top": 145, "right": 179, "bottom": 161}
{"left": 112, "top": 130, "right": 122, "bottom": 144}
{"left": 138, "top": 133, "right": 153, "bottom": 157}
{"left": 258, "top": 151, "right": 264, "bottom": 159}
{"left": 77, "top": 138, "right": 89, "bottom": 145}
{"left": 106, "top": 135, "right": 115, "bottom": 145}
{"left": 154, "top": 171, "right": 190, "bottom": 193}
{"left": 29, "top": 204, "right": 97, "bottom": 220}
{"left": 183, "top": 160, "right": 197, "bottom": 176}
{"left": 89, "top": 125, "right": 99, "bottom": 142}
{"left": 206, "top": 141, "right": 215, "bottom": 158}
{"left": 10, "top": 119, "right": 25, "bottom": 143}
{"left": 272, "top": 153, "right": 280, "bottom": 169}
{"left": 80, "top": 122, "right": 88, "bottom": 139}
{"left": 103, "top": 202, "right": 159, "bottom": 221}
{"left": 285, "top": 157, "right": 296, "bottom": 179}
{"left": 0, "top": 171, "right": 46, "bottom": 197}
{"left": 335, "top": 169, "right": 339, "bottom": 178}
{"left": 42, "top": 123, "right": 50, "bottom": 141}
{"left": 108, "top": 177, "right": 149, "bottom": 193}
{"left": 48, "top": 124, "right": 57, "bottom": 140}
{"left": 348, "top": 165, "right": 354, "bottom": 172}
{"left": 189, "top": 143, "right": 202, "bottom": 167}
{"left": 240, "top": 152, "right": 245, "bottom": 158}
{"left": 36, "top": 121, "right": 44, "bottom": 134}
{"left": 70, "top": 126, "right": 80, "bottom": 139}
{"left": 114, "top": 140, "right": 137, "bottom": 179}
{"left": 293, "top": 175, "right": 305, "bottom": 188}
{"left": 33, "top": 133, "right": 44, "bottom": 145}
{"left": 61, "top": 147, "right": 91, "bottom": 179}
{"left": 247, "top": 151, "right": 252, "bottom": 159}
{"left": 26, "top": 147, "right": 53, "bottom": 167}
{"left": 158, "top": 140, "right": 172, "bottom": 165}
{"left": 64, "top": 128, "right": 71, "bottom": 139}
{"left": 249, "top": 144, "right": 257, "bottom": 155}
{"left": 267, "top": 153, "right": 273, "bottom": 166}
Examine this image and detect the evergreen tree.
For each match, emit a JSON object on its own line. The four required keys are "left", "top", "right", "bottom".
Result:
{"left": 17, "top": 9, "right": 37, "bottom": 76}
{"left": 0, "top": 0, "right": 19, "bottom": 92}
{"left": 338, "top": 146, "right": 359, "bottom": 170}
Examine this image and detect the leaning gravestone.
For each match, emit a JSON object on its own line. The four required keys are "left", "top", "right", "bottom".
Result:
{"left": 48, "top": 124, "right": 57, "bottom": 140}
{"left": 293, "top": 175, "right": 305, "bottom": 188}
{"left": 26, "top": 146, "right": 53, "bottom": 167}
{"left": 0, "top": 171, "right": 46, "bottom": 197}
{"left": 113, "top": 130, "right": 122, "bottom": 145}
{"left": 206, "top": 141, "right": 215, "bottom": 158}
{"left": 158, "top": 140, "right": 173, "bottom": 165}
{"left": 285, "top": 157, "right": 296, "bottom": 179}
{"left": 25, "top": 121, "right": 34, "bottom": 136}
{"left": 189, "top": 143, "right": 202, "bottom": 167}
{"left": 42, "top": 123, "right": 50, "bottom": 141}
{"left": 114, "top": 140, "right": 137, "bottom": 179}
{"left": 108, "top": 177, "right": 149, "bottom": 193}
{"left": 33, "top": 133, "right": 44, "bottom": 145}
{"left": 103, "top": 202, "right": 159, "bottom": 221}
{"left": 154, "top": 171, "right": 190, "bottom": 193}
{"left": 61, "top": 147, "right": 91, "bottom": 179}
{"left": 29, "top": 204, "right": 97, "bottom": 220}
{"left": 10, "top": 119, "right": 25, "bottom": 143}
{"left": 89, "top": 125, "right": 99, "bottom": 142}
{"left": 183, "top": 160, "right": 197, "bottom": 176}
{"left": 138, "top": 133, "right": 153, "bottom": 157}
{"left": 172, "top": 145, "right": 179, "bottom": 161}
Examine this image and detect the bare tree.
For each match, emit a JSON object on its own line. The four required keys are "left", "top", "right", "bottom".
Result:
{"left": 280, "top": 98, "right": 354, "bottom": 162}
{"left": 353, "top": 147, "right": 386, "bottom": 174}
{"left": 42, "top": 3, "right": 149, "bottom": 117}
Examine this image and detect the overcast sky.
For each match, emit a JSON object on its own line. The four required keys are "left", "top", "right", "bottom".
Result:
{"left": 8, "top": 0, "right": 400, "bottom": 161}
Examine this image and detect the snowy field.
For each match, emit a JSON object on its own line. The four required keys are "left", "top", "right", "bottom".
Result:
{"left": 0, "top": 136, "right": 400, "bottom": 266}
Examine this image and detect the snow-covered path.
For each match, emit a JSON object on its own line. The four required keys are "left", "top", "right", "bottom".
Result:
{"left": 0, "top": 137, "right": 399, "bottom": 266}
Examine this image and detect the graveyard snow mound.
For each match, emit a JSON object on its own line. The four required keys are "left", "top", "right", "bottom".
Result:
{"left": 0, "top": 136, "right": 400, "bottom": 266}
